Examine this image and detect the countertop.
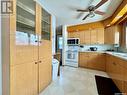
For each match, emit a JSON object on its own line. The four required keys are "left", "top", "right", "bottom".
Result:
{"left": 106, "top": 52, "right": 127, "bottom": 61}
{"left": 79, "top": 51, "right": 106, "bottom": 53}
{"left": 79, "top": 51, "right": 127, "bottom": 61}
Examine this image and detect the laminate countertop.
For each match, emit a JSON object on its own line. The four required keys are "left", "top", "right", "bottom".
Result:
{"left": 79, "top": 51, "right": 127, "bottom": 61}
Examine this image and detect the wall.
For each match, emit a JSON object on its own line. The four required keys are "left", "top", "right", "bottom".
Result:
{"left": 1, "top": 14, "right": 10, "bottom": 95}
{"left": 79, "top": 44, "right": 115, "bottom": 52}
{"left": 0, "top": 13, "right": 2, "bottom": 95}
{"left": 52, "top": 15, "right": 56, "bottom": 55}
{"left": 62, "top": 25, "right": 67, "bottom": 65}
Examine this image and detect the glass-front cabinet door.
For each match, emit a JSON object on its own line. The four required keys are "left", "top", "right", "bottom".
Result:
{"left": 16, "top": 0, "right": 36, "bottom": 45}
{"left": 41, "top": 8, "right": 51, "bottom": 40}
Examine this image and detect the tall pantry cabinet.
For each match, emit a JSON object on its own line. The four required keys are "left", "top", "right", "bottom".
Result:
{"left": 10, "top": 0, "right": 52, "bottom": 95}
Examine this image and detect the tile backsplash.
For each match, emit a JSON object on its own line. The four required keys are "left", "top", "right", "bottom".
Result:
{"left": 118, "top": 47, "right": 127, "bottom": 53}
{"left": 79, "top": 44, "right": 115, "bottom": 52}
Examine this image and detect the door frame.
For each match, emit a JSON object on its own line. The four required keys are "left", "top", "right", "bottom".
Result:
{"left": 0, "top": 10, "right": 2, "bottom": 95}
{"left": 1, "top": 7, "right": 10, "bottom": 95}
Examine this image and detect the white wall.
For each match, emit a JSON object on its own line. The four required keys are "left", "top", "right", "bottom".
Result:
{"left": 62, "top": 25, "right": 67, "bottom": 65}
{"left": 52, "top": 15, "right": 56, "bottom": 55}
{"left": 0, "top": 10, "right": 2, "bottom": 95}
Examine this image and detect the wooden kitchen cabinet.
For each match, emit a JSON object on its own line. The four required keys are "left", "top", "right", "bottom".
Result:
{"left": 9, "top": 0, "right": 52, "bottom": 95}
{"left": 10, "top": 62, "right": 38, "bottom": 95}
{"left": 97, "top": 28, "right": 104, "bottom": 44}
{"left": 105, "top": 25, "right": 120, "bottom": 45}
{"left": 79, "top": 52, "right": 106, "bottom": 71}
{"left": 79, "top": 31, "right": 85, "bottom": 44}
{"left": 111, "top": 59, "right": 124, "bottom": 92}
{"left": 91, "top": 30, "right": 97, "bottom": 44}
{"left": 106, "top": 54, "right": 125, "bottom": 93}
{"left": 120, "top": 59, "right": 127, "bottom": 93}
{"left": 84, "top": 30, "right": 91, "bottom": 44}
{"left": 79, "top": 52, "right": 89, "bottom": 68}
{"left": 38, "top": 6, "right": 52, "bottom": 92}
{"left": 68, "top": 31, "right": 80, "bottom": 38}
{"left": 123, "top": 67, "right": 127, "bottom": 93}
{"left": 68, "top": 28, "right": 104, "bottom": 44}
{"left": 88, "top": 53, "right": 106, "bottom": 71}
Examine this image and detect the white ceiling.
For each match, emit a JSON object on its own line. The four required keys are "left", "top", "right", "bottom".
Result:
{"left": 40, "top": 0, "right": 123, "bottom": 26}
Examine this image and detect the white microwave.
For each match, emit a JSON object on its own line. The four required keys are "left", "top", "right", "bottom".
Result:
{"left": 67, "top": 38, "right": 80, "bottom": 45}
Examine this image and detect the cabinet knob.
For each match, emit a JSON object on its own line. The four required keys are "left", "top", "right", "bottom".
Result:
{"left": 39, "top": 61, "right": 42, "bottom": 63}
{"left": 35, "top": 62, "right": 38, "bottom": 64}
{"left": 113, "top": 62, "right": 116, "bottom": 65}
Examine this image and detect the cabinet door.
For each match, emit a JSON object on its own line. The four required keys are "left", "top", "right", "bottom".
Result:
{"left": 41, "top": 8, "right": 51, "bottom": 40}
{"left": 10, "top": 62, "right": 38, "bottom": 95}
{"left": 38, "top": 41, "right": 52, "bottom": 92}
{"left": 106, "top": 55, "right": 112, "bottom": 74}
{"left": 112, "top": 58, "right": 124, "bottom": 93}
{"left": 88, "top": 53, "right": 105, "bottom": 71}
{"left": 124, "top": 68, "right": 127, "bottom": 93}
{"left": 84, "top": 30, "right": 91, "bottom": 44}
{"left": 107, "top": 56, "right": 124, "bottom": 92}
{"left": 91, "top": 29, "right": 97, "bottom": 44}
{"left": 79, "top": 31, "right": 85, "bottom": 44}
{"left": 97, "top": 28, "right": 104, "bottom": 44}
{"left": 68, "top": 32, "right": 75, "bottom": 38}
{"left": 120, "top": 60, "right": 127, "bottom": 93}
{"left": 79, "top": 53, "right": 89, "bottom": 68}
{"left": 104, "top": 26, "right": 120, "bottom": 45}
{"left": 88, "top": 53, "right": 98, "bottom": 69}
{"left": 39, "top": 9, "right": 52, "bottom": 92}
{"left": 96, "top": 54, "right": 106, "bottom": 71}
{"left": 105, "top": 27, "right": 113, "bottom": 44}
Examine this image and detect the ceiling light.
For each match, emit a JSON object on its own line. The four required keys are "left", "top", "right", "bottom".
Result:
{"left": 89, "top": 12, "right": 95, "bottom": 18}
{"left": 116, "top": 15, "right": 123, "bottom": 19}
{"left": 107, "top": 24, "right": 111, "bottom": 27}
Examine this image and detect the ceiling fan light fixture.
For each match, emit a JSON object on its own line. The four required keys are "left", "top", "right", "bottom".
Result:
{"left": 89, "top": 12, "right": 95, "bottom": 18}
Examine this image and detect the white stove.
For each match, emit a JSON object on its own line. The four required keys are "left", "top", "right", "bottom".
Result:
{"left": 65, "top": 46, "right": 79, "bottom": 67}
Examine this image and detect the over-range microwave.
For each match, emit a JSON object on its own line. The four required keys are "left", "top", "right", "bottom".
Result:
{"left": 67, "top": 38, "right": 80, "bottom": 45}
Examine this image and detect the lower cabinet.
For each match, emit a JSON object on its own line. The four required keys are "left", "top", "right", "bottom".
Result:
{"left": 10, "top": 62, "right": 38, "bottom": 95}
{"left": 124, "top": 70, "right": 127, "bottom": 93}
{"left": 79, "top": 52, "right": 106, "bottom": 71}
{"left": 79, "top": 53, "right": 89, "bottom": 68}
{"left": 39, "top": 58, "right": 52, "bottom": 92}
{"left": 106, "top": 54, "right": 127, "bottom": 93}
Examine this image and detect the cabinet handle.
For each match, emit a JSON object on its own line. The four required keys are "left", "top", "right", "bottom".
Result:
{"left": 39, "top": 61, "right": 42, "bottom": 63}
{"left": 35, "top": 62, "right": 38, "bottom": 64}
{"left": 113, "top": 62, "right": 116, "bottom": 65}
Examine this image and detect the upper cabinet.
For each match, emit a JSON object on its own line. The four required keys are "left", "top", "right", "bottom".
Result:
{"left": 41, "top": 8, "right": 51, "bottom": 40}
{"left": 104, "top": 25, "right": 121, "bottom": 45}
{"left": 68, "top": 28, "right": 104, "bottom": 45}
{"left": 16, "top": 0, "right": 36, "bottom": 35}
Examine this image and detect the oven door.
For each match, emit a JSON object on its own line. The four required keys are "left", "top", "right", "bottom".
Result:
{"left": 66, "top": 51, "right": 78, "bottom": 62}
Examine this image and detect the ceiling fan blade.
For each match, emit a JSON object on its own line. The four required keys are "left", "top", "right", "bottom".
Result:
{"left": 82, "top": 14, "right": 90, "bottom": 20}
{"left": 76, "top": 12, "right": 84, "bottom": 19}
{"left": 95, "top": 0, "right": 108, "bottom": 9}
{"left": 77, "top": 9, "right": 88, "bottom": 12}
{"left": 95, "top": 11, "right": 105, "bottom": 15}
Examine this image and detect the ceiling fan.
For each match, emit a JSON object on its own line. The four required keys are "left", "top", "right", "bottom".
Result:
{"left": 77, "top": 0, "right": 108, "bottom": 20}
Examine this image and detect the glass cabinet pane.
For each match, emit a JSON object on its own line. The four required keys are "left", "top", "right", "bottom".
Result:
{"left": 16, "top": 0, "right": 35, "bottom": 35}
{"left": 41, "top": 8, "right": 51, "bottom": 40}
